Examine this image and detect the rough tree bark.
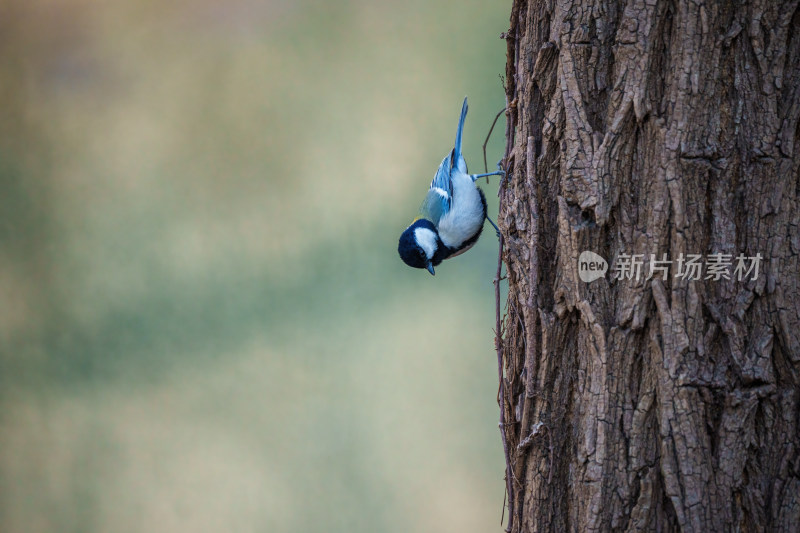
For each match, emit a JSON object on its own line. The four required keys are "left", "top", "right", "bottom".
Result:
{"left": 496, "top": 1, "right": 800, "bottom": 531}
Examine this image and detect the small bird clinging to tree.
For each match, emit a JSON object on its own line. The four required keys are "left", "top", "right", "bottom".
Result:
{"left": 398, "top": 97, "right": 504, "bottom": 275}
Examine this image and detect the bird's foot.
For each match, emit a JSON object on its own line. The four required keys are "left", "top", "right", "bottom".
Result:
{"left": 486, "top": 216, "right": 501, "bottom": 239}
{"left": 496, "top": 161, "right": 507, "bottom": 181}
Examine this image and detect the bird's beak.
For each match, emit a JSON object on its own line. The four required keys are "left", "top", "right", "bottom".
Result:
{"left": 426, "top": 262, "right": 435, "bottom": 275}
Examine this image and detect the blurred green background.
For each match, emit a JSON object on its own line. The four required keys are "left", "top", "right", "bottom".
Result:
{"left": 0, "top": 1, "right": 510, "bottom": 531}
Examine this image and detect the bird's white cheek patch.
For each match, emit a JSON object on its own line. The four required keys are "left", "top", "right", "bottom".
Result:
{"left": 414, "top": 227, "right": 438, "bottom": 259}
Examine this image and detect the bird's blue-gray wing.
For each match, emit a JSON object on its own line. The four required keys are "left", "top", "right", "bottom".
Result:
{"left": 429, "top": 151, "right": 452, "bottom": 195}
{"left": 423, "top": 153, "right": 455, "bottom": 223}
{"left": 419, "top": 183, "right": 450, "bottom": 225}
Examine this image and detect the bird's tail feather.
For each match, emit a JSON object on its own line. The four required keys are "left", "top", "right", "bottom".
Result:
{"left": 453, "top": 97, "right": 468, "bottom": 164}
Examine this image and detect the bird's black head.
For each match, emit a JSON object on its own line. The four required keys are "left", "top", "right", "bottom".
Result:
{"left": 398, "top": 219, "right": 439, "bottom": 275}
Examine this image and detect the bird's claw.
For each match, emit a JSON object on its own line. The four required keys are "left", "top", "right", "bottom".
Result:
{"left": 486, "top": 216, "right": 502, "bottom": 240}
{"left": 496, "top": 160, "right": 507, "bottom": 181}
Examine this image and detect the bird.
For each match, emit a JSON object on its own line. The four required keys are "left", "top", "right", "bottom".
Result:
{"left": 398, "top": 97, "right": 504, "bottom": 275}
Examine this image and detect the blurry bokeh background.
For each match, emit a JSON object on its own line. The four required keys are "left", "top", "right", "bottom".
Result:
{"left": 0, "top": 1, "right": 510, "bottom": 531}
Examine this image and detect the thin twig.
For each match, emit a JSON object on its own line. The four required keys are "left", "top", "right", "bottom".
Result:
{"left": 501, "top": 487, "right": 507, "bottom": 526}
{"left": 483, "top": 107, "right": 507, "bottom": 179}
{"left": 494, "top": 233, "right": 513, "bottom": 529}
{"left": 497, "top": 8, "right": 520, "bottom": 526}
{"left": 496, "top": 106, "right": 516, "bottom": 533}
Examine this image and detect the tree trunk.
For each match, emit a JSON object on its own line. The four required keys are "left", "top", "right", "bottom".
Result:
{"left": 496, "top": 1, "right": 800, "bottom": 531}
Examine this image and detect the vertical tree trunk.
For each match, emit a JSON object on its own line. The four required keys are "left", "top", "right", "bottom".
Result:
{"left": 497, "top": 1, "right": 800, "bottom": 531}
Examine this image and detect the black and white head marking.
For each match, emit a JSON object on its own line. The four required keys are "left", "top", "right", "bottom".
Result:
{"left": 398, "top": 219, "right": 441, "bottom": 274}
{"left": 413, "top": 226, "right": 438, "bottom": 260}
